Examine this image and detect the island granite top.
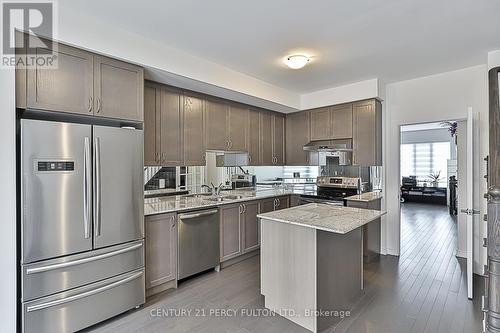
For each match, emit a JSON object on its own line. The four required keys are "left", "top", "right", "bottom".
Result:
{"left": 257, "top": 203, "right": 386, "bottom": 234}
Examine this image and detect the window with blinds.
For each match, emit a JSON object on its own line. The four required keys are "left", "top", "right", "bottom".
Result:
{"left": 401, "top": 142, "right": 450, "bottom": 186}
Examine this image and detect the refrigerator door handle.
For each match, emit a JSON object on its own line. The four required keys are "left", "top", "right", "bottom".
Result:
{"left": 94, "top": 137, "right": 101, "bottom": 237}
{"left": 25, "top": 242, "right": 143, "bottom": 275}
{"left": 26, "top": 270, "right": 143, "bottom": 312}
{"left": 83, "top": 137, "right": 91, "bottom": 239}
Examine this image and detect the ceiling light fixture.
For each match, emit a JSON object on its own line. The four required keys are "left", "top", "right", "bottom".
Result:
{"left": 284, "top": 54, "right": 310, "bottom": 69}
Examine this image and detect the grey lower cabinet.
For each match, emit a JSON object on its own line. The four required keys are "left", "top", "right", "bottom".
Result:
{"left": 220, "top": 204, "right": 243, "bottom": 262}
{"left": 260, "top": 196, "right": 290, "bottom": 213}
{"left": 220, "top": 197, "right": 290, "bottom": 263}
{"left": 242, "top": 201, "right": 260, "bottom": 253}
{"left": 145, "top": 213, "right": 177, "bottom": 296}
{"left": 352, "top": 99, "right": 382, "bottom": 166}
{"left": 346, "top": 198, "right": 381, "bottom": 262}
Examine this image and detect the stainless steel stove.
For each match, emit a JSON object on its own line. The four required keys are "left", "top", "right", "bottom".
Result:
{"left": 298, "top": 176, "right": 362, "bottom": 205}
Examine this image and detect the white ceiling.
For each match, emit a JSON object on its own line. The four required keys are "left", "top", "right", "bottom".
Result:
{"left": 64, "top": 0, "right": 500, "bottom": 94}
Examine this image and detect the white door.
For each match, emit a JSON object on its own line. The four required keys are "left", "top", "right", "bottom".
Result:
{"left": 462, "top": 108, "right": 479, "bottom": 299}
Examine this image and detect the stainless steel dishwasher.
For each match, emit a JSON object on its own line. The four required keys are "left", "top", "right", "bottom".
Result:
{"left": 178, "top": 209, "right": 220, "bottom": 280}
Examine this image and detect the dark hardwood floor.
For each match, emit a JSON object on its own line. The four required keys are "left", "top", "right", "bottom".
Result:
{"left": 86, "top": 203, "right": 484, "bottom": 333}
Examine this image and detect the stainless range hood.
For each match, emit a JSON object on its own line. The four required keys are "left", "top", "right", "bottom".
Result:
{"left": 303, "top": 139, "right": 353, "bottom": 152}
{"left": 303, "top": 139, "right": 353, "bottom": 166}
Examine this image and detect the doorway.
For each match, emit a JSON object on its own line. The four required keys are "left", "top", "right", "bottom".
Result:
{"left": 398, "top": 118, "right": 478, "bottom": 300}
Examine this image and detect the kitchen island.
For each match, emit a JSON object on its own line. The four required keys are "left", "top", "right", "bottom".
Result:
{"left": 257, "top": 203, "right": 386, "bottom": 333}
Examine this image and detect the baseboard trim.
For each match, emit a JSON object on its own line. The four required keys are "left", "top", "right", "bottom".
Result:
{"left": 146, "top": 279, "right": 177, "bottom": 297}
{"left": 456, "top": 250, "right": 467, "bottom": 258}
{"left": 221, "top": 249, "right": 259, "bottom": 269}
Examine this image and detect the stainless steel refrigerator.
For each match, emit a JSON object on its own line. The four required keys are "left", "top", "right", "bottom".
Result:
{"left": 20, "top": 119, "right": 145, "bottom": 333}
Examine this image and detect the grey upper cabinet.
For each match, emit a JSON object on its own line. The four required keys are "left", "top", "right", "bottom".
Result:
{"left": 160, "top": 87, "right": 183, "bottom": 165}
{"left": 220, "top": 204, "right": 242, "bottom": 262}
{"left": 205, "top": 99, "right": 228, "bottom": 150}
{"left": 145, "top": 213, "right": 177, "bottom": 291}
{"left": 260, "top": 111, "right": 285, "bottom": 166}
{"left": 352, "top": 99, "right": 382, "bottom": 166}
{"left": 205, "top": 100, "right": 248, "bottom": 152}
{"left": 310, "top": 107, "right": 332, "bottom": 141}
{"left": 331, "top": 104, "right": 353, "bottom": 139}
{"left": 227, "top": 105, "right": 248, "bottom": 151}
{"left": 20, "top": 33, "right": 144, "bottom": 122}
{"left": 26, "top": 35, "right": 93, "bottom": 115}
{"left": 143, "top": 84, "right": 183, "bottom": 166}
{"left": 309, "top": 104, "right": 353, "bottom": 141}
{"left": 273, "top": 114, "right": 285, "bottom": 165}
{"left": 144, "top": 84, "right": 160, "bottom": 165}
{"left": 183, "top": 93, "right": 206, "bottom": 166}
{"left": 260, "top": 111, "right": 274, "bottom": 165}
{"left": 247, "top": 109, "right": 261, "bottom": 165}
{"left": 286, "top": 111, "right": 312, "bottom": 165}
{"left": 94, "top": 55, "right": 144, "bottom": 122}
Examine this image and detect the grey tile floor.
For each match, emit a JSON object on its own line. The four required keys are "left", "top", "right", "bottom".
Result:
{"left": 85, "top": 203, "right": 483, "bottom": 333}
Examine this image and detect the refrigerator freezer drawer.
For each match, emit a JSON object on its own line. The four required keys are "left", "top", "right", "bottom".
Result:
{"left": 22, "top": 240, "right": 144, "bottom": 302}
{"left": 23, "top": 268, "right": 145, "bottom": 333}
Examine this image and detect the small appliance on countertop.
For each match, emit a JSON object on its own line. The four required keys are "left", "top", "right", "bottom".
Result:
{"left": 231, "top": 173, "right": 257, "bottom": 189}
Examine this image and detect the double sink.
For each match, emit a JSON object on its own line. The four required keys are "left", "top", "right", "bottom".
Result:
{"left": 184, "top": 192, "right": 245, "bottom": 202}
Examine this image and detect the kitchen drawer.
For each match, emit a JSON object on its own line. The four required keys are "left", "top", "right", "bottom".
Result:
{"left": 22, "top": 240, "right": 144, "bottom": 301}
{"left": 23, "top": 268, "right": 145, "bottom": 333}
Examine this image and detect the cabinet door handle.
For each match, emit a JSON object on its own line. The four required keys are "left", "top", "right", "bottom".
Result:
{"left": 242, "top": 204, "right": 247, "bottom": 213}
{"left": 87, "top": 97, "right": 93, "bottom": 112}
{"left": 171, "top": 216, "right": 176, "bottom": 229}
{"left": 238, "top": 204, "right": 243, "bottom": 214}
{"left": 248, "top": 154, "right": 252, "bottom": 163}
{"left": 96, "top": 98, "right": 102, "bottom": 113}
{"left": 229, "top": 140, "right": 232, "bottom": 149}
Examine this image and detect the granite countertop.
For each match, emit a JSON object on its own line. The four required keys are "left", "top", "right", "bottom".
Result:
{"left": 257, "top": 203, "right": 386, "bottom": 234}
{"left": 344, "top": 191, "right": 383, "bottom": 202}
{"left": 144, "top": 189, "right": 296, "bottom": 215}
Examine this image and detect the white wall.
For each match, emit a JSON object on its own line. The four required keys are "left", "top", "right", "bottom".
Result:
{"left": 0, "top": 68, "right": 17, "bottom": 332}
{"left": 488, "top": 50, "right": 500, "bottom": 70}
{"left": 56, "top": 4, "right": 300, "bottom": 112}
{"left": 384, "top": 65, "right": 489, "bottom": 274}
{"left": 300, "top": 79, "right": 380, "bottom": 110}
